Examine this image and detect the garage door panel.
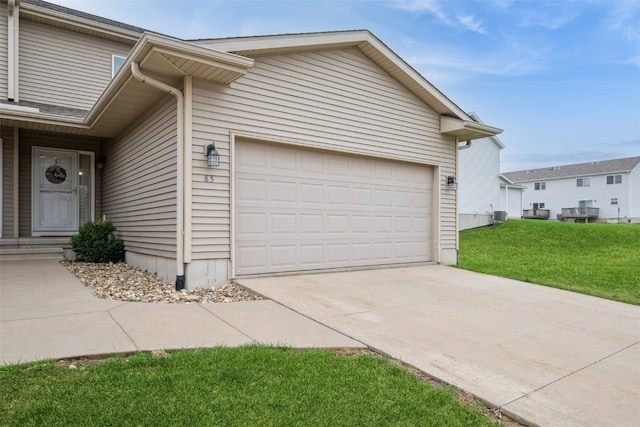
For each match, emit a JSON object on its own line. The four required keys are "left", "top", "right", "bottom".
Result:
{"left": 328, "top": 157, "right": 349, "bottom": 176}
{"left": 300, "top": 183, "right": 323, "bottom": 204}
{"left": 271, "top": 181, "right": 296, "bottom": 203}
{"left": 271, "top": 245, "right": 297, "bottom": 267}
{"left": 352, "top": 158, "right": 373, "bottom": 178}
{"left": 237, "top": 246, "right": 267, "bottom": 270}
{"left": 413, "top": 191, "right": 430, "bottom": 209}
{"left": 237, "top": 178, "right": 267, "bottom": 202}
{"left": 327, "top": 215, "right": 348, "bottom": 233}
{"left": 351, "top": 215, "right": 371, "bottom": 232}
{"left": 272, "top": 213, "right": 296, "bottom": 234}
{"left": 373, "top": 216, "right": 392, "bottom": 232}
{"left": 300, "top": 152, "right": 325, "bottom": 174}
{"left": 300, "top": 214, "right": 323, "bottom": 234}
{"left": 351, "top": 243, "right": 372, "bottom": 261}
{"left": 351, "top": 187, "right": 372, "bottom": 205}
{"left": 234, "top": 141, "right": 433, "bottom": 275}
{"left": 327, "top": 243, "right": 349, "bottom": 262}
{"left": 237, "top": 212, "right": 266, "bottom": 236}
{"left": 327, "top": 185, "right": 349, "bottom": 205}
{"left": 301, "top": 245, "right": 324, "bottom": 265}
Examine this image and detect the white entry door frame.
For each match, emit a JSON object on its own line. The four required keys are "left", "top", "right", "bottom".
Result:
{"left": 32, "top": 147, "right": 91, "bottom": 236}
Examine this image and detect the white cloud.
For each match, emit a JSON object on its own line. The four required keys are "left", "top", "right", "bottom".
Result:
{"left": 458, "top": 15, "right": 486, "bottom": 34}
{"left": 405, "top": 41, "right": 545, "bottom": 77}
{"left": 392, "top": 0, "right": 451, "bottom": 24}
{"left": 516, "top": 5, "right": 582, "bottom": 30}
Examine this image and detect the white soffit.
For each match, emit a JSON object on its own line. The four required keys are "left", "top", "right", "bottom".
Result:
{"left": 1, "top": 33, "right": 255, "bottom": 138}
{"left": 440, "top": 116, "right": 503, "bottom": 141}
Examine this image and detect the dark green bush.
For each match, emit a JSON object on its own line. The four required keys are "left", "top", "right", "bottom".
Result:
{"left": 70, "top": 220, "right": 125, "bottom": 263}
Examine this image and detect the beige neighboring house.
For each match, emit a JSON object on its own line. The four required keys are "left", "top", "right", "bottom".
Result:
{"left": 0, "top": 0, "right": 501, "bottom": 288}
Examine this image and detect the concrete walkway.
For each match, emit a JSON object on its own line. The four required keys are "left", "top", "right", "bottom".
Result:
{"left": 238, "top": 266, "right": 640, "bottom": 427}
{"left": 0, "top": 259, "right": 363, "bottom": 365}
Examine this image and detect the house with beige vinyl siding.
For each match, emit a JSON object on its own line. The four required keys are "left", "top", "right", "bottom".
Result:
{"left": 0, "top": 0, "right": 502, "bottom": 289}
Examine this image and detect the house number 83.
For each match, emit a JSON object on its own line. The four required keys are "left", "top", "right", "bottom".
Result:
{"left": 204, "top": 175, "right": 215, "bottom": 183}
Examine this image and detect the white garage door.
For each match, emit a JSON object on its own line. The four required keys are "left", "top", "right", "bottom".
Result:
{"left": 234, "top": 140, "right": 433, "bottom": 276}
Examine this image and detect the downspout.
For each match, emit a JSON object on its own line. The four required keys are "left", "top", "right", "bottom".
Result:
{"left": 7, "top": 0, "right": 19, "bottom": 101}
{"left": 131, "top": 62, "right": 185, "bottom": 290}
{"left": 458, "top": 139, "right": 472, "bottom": 150}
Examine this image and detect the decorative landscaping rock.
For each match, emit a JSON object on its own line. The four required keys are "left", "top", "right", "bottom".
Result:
{"left": 61, "top": 261, "right": 262, "bottom": 304}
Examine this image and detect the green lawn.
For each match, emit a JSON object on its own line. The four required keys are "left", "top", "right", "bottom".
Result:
{"left": 458, "top": 219, "right": 640, "bottom": 305}
{"left": 1, "top": 347, "right": 499, "bottom": 427}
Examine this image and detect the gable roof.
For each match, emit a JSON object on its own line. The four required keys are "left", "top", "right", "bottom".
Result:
{"left": 2, "top": 4, "right": 502, "bottom": 141}
{"left": 195, "top": 31, "right": 502, "bottom": 141}
{"left": 21, "top": 0, "right": 148, "bottom": 43}
{"left": 499, "top": 174, "right": 525, "bottom": 189}
{"left": 504, "top": 156, "right": 640, "bottom": 182}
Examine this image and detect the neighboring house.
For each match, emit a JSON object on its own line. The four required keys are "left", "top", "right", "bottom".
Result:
{"left": 458, "top": 113, "right": 511, "bottom": 230}
{"left": 0, "top": 0, "right": 501, "bottom": 288}
{"left": 504, "top": 156, "right": 640, "bottom": 223}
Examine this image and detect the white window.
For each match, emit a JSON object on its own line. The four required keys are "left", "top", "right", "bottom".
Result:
{"left": 606, "top": 174, "right": 622, "bottom": 185}
{"left": 534, "top": 182, "right": 546, "bottom": 190}
{"left": 533, "top": 202, "right": 545, "bottom": 209}
{"left": 578, "top": 200, "right": 593, "bottom": 208}
{"left": 112, "top": 55, "right": 126, "bottom": 77}
{"left": 576, "top": 178, "right": 590, "bottom": 187}
{"left": 611, "top": 198, "right": 618, "bottom": 206}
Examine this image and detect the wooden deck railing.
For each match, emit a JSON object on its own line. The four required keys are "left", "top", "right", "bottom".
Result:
{"left": 561, "top": 207, "right": 599, "bottom": 218}
{"left": 522, "top": 209, "right": 550, "bottom": 219}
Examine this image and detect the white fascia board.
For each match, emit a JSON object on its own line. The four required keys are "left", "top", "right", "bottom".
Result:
{"left": 466, "top": 112, "right": 505, "bottom": 148}
{"left": 193, "top": 30, "right": 368, "bottom": 52}
{"left": 498, "top": 175, "right": 525, "bottom": 189}
{"left": 441, "top": 116, "right": 503, "bottom": 140}
{"left": 0, "top": 107, "right": 88, "bottom": 128}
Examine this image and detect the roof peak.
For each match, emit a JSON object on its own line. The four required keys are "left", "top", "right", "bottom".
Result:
{"left": 504, "top": 156, "right": 640, "bottom": 182}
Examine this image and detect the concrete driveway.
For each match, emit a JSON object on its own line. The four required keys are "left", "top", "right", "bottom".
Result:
{"left": 238, "top": 265, "right": 640, "bottom": 427}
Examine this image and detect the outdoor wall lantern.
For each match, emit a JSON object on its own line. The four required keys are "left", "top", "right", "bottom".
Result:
{"left": 96, "top": 156, "right": 106, "bottom": 169}
{"left": 206, "top": 143, "right": 220, "bottom": 167}
{"left": 447, "top": 175, "right": 458, "bottom": 191}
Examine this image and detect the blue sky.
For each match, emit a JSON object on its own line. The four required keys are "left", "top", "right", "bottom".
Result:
{"left": 55, "top": 0, "right": 639, "bottom": 172}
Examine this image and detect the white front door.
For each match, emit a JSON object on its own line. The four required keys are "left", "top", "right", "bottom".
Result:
{"left": 32, "top": 148, "right": 79, "bottom": 236}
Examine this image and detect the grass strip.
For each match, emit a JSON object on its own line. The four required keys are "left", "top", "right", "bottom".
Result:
{"left": 1, "top": 347, "right": 499, "bottom": 426}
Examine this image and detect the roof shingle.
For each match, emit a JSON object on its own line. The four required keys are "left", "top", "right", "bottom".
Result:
{"left": 504, "top": 156, "right": 640, "bottom": 182}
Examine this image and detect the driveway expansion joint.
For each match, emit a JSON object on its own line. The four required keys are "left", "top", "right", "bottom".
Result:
{"left": 196, "top": 303, "right": 256, "bottom": 342}
{"left": 501, "top": 339, "right": 640, "bottom": 409}
{"left": 107, "top": 310, "right": 140, "bottom": 351}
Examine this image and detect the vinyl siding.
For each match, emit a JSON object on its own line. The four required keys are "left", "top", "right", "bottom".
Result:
{"left": 459, "top": 137, "right": 501, "bottom": 215}
{"left": 519, "top": 173, "right": 634, "bottom": 221}
{"left": 506, "top": 187, "right": 523, "bottom": 218}
{"left": 102, "top": 95, "right": 177, "bottom": 258}
{"left": 18, "top": 19, "right": 132, "bottom": 110}
{"left": 630, "top": 166, "right": 640, "bottom": 219}
{"left": 17, "top": 131, "right": 102, "bottom": 237}
{"left": 1, "top": 127, "right": 14, "bottom": 237}
{"left": 0, "top": 4, "right": 8, "bottom": 100}
{"left": 191, "top": 48, "right": 456, "bottom": 260}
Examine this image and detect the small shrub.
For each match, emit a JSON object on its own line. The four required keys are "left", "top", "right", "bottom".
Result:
{"left": 70, "top": 220, "right": 125, "bottom": 263}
